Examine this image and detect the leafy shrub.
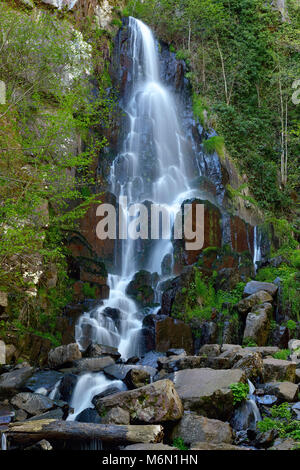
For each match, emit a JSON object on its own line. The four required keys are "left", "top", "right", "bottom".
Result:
{"left": 242, "top": 337, "right": 258, "bottom": 348}
{"left": 258, "top": 403, "right": 300, "bottom": 441}
{"left": 230, "top": 382, "right": 249, "bottom": 405}
{"left": 272, "top": 349, "right": 291, "bottom": 361}
{"left": 173, "top": 437, "right": 188, "bottom": 450}
{"left": 203, "top": 136, "right": 225, "bottom": 158}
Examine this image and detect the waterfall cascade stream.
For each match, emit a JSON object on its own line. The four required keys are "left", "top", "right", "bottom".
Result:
{"left": 68, "top": 17, "right": 264, "bottom": 423}
{"left": 75, "top": 17, "right": 199, "bottom": 361}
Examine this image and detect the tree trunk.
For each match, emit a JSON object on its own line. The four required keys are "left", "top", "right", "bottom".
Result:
{"left": 5, "top": 420, "right": 164, "bottom": 445}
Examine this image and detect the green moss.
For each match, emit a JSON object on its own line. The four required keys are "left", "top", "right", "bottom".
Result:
{"left": 203, "top": 136, "right": 225, "bottom": 159}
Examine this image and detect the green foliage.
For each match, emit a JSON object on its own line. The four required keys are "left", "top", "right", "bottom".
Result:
{"left": 173, "top": 267, "right": 245, "bottom": 322}
{"left": 173, "top": 437, "right": 188, "bottom": 450}
{"left": 203, "top": 136, "right": 225, "bottom": 158}
{"left": 272, "top": 349, "right": 291, "bottom": 360}
{"left": 256, "top": 261, "right": 300, "bottom": 322}
{"left": 230, "top": 382, "right": 249, "bottom": 405}
{"left": 129, "top": 0, "right": 300, "bottom": 219}
{"left": 192, "top": 93, "right": 208, "bottom": 127}
{"left": 176, "top": 49, "right": 190, "bottom": 61}
{"left": 258, "top": 403, "right": 300, "bottom": 441}
{"left": 242, "top": 337, "right": 258, "bottom": 348}
{"left": 82, "top": 283, "right": 97, "bottom": 299}
{"left": 286, "top": 319, "right": 297, "bottom": 332}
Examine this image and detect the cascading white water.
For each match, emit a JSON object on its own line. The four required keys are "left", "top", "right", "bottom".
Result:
{"left": 247, "top": 379, "right": 262, "bottom": 425}
{"left": 68, "top": 373, "right": 125, "bottom": 421}
{"left": 1, "top": 433, "right": 7, "bottom": 451}
{"left": 75, "top": 17, "right": 198, "bottom": 360}
{"left": 253, "top": 226, "right": 262, "bottom": 273}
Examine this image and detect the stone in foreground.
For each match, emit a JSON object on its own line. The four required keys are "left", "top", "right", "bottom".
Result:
{"left": 124, "top": 443, "right": 175, "bottom": 450}
{"left": 173, "top": 368, "right": 246, "bottom": 420}
{"left": 191, "top": 442, "right": 249, "bottom": 450}
{"left": 0, "top": 366, "right": 34, "bottom": 397}
{"left": 171, "top": 413, "right": 232, "bottom": 446}
{"left": 262, "top": 358, "right": 296, "bottom": 383}
{"left": 93, "top": 379, "right": 183, "bottom": 424}
{"left": 48, "top": 343, "right": 81, "bottom": 369}
{"left": 264, "top": 382, "right": 298, "bottom": 402}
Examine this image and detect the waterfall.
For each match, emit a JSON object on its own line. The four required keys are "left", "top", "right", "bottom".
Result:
{"left": 1, "top": 433, "right": 7, "bottom": 451}
{"left": 75, "top": 16, "right": 199, "bottom": 360}
{"left": 67, "top": 373, "right": 125, "bottom": 421}
{"left": 253, "top": 226, "right": 262, "bottom": 273}
{"left": 247, "top": 379, "right": 262, "bottom": 426}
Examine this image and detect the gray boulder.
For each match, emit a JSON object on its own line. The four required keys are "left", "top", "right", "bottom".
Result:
{"left": 262, "top": 358, "right": 296, "bottom": 383}
{"left": 11, "top": 392, "right": 56, "bottom": 416}
{"left": 0, "top": 366, "right": 34, "bottom": 397}
{"left": 171, "top": 412, "right": 232, "bottom": 446}
{"left": 237, "top": 290, "right": 273, "bottom": 316}
{"left": 93, "top": 379, "right": 183, "bottom": 424}
{"left": 48, "top": 343, "right": 81, "bottom": 369}
{"left": 243, "top": 303, "right": 273, "bottom": 346}
{"left": 73, "top": 357, "right": 114, "bottom": 373}
{"left": 264, "top": 381, "right": 298, "bottom": 402}
{"left": 243, "top": 281, "right": 278, "bottom": 297}
{"left": 173, "top": 368, "right": 246, "bottom": 420}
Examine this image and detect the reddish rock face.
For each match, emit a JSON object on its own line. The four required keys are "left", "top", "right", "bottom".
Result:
{"left": 230, "top": 216, "right": 254, "bottom": 254}
{"left": 78, "top": 192, "right": 116, "bottom": 262}
{"left": 173, "top": 199, "right": 222, "bottom": 273}
{"left": 155, "top": 317, "right": 194, "bottom": 354}
{"left": 173, "top": 198, "right": 256, "bottom": 274}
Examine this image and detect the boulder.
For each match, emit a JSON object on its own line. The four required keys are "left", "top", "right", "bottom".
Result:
{"left": 0, "top": 366, "right": 34, "bottom": 397}
{"left": 232, "top": 352, "right": 263, "bottom": 380}
{"left": 166, "top": 349, "right": 186, "bottom": 357}
{"left": 243, "top": 346, "right": 279, "bottom": 358}
{"left": 124, "top": 369, "right": 151, "bottom": 389}
{"left": 24, "top": 439, "right": 53, "bottom": 451}
{"left": 173, "top": 368, "right": 246, "bottom": 420}
{"left": 73, "top": 357, "right": 115, "bottom": 373}
{"left": 264, "top": 382, "right": 298, "bottom": 402}
{"left": 191, "top": 442, "right": 248, "bottom": 450}
{"left": 24, "top": 370, "right": 63, "bottom": 394}
{"left": 124, "top": 443, "right": 175, "bottom": 450}
{"left": 58, "top": 374, "right": 77, "bottom": 402}
{"left": 104, "top": 364, "right": 156, "bottom": 381}
{"left": 84, "top": 343, "right": 120, "bottom": 361}
{"left": 269, "top": 438, "right": 298, "bottom": 450}
{"left": 28, "top": 408, "right": 64, "bottom": 421}
{"left": 102, "top": 407, "right": 130, "bottom": 425}
{"left": 262, "top": 358, "right": 296, "bottom": 383}
{"left": 243, "top": 281, "right": 278, "bottom": 297}
{"left": 198, "top": 344, "right": 221, "bottom": 357}
{"left": 236, "top": 291, "right": 273, "bottom": 316}
{"left": 48, "top": 343, "right": 81, "bottom": 369}
{"left": 93, "top": 379, "right": 183, "bottom": 424}
{"left": 171, "top": 413, "right": 232, "bottom": 446}
{"left": 11, "top": 392, "right": 56, "bottom": 416}
{"left": 254, "top": 429, "right": 278, "bottom": 448}
{"left": 288, "top": 339, "right": 300, "bottom": 352}
{"left": 157, "top": 355, "right": 205, "bottom": 373}
{"left": 243, "top": 303, "right": 273, "bottom": 346}
{"left": 75, "top": 408, "right": 101, "bottom": 424}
